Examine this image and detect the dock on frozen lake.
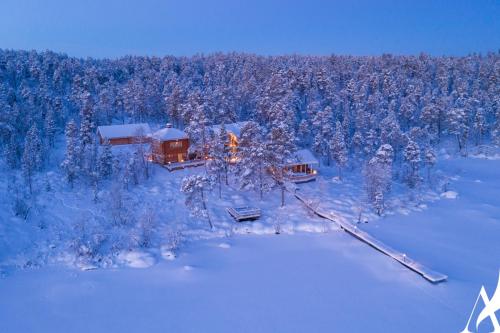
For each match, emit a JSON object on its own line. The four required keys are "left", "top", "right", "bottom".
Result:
{"left": 291, "top": 191, "right": 448, "bottom": 283}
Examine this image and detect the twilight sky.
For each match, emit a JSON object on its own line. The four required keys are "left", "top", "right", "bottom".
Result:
{"left": 0, "top": 0, "right": 498, "bottom": 58}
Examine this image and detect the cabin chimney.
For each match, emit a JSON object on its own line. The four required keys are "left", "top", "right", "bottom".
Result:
{"left": 166, "top": 123, "right": 173, "bottom": 128}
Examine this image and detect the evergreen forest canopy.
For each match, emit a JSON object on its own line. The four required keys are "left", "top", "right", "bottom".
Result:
{"left": 0, "top": 49, "right": 499, "bottom": 213}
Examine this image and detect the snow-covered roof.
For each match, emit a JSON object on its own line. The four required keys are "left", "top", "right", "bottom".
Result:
{"left": 151, "top": 127, "right": 188, "bottom": 141}
{"left": 284, "top": 149, "right": 319, "bottom": 166}
{"left": 97, "top": 123, "right": 152, "bottom": 139}
{"left": 211, "top": 121, "right": 249, "bottom": 138}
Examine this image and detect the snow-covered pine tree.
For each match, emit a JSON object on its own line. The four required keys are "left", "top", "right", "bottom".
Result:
{"left": 351, "top": 130, "right": 364, "bottom": 162}
{"left": 181, "top": 174, "right": 213, "bottom": 229}
{"left": 236, "top": 121, "right": 272, "bottom": 199}
{"left": 473, "top": 107, "right": 487, "bottom": 146}
{"left": 136, "top": 207, "right": 156, "bottom": 248}
{"left": 44, "top": 108, "right": 56, "bottom": 147}
{"left": 185, "top": 109, "right": 209, "bottom": 157}
{"left": 312, "top": 106, "right": 334, "bottom": 165}
{"left": 420, "top": 101, "right": 443, "bottom": 141}
{"left": 379, "top": 110, "right": 404, "bottom": 155}
{"left": 132, "top": 127, "right": 150, "bottom": 180}
{"left": 206, "top": 123, "right": 230, "bottom": 198}
{"left": 364, "top": 129, "right": 379, "bottom": 156}
{"left": 374, "top": 143, "right": 394, "bottom": 167}
{"left": 364, "top": 144, "right": 394, "bottom": 215}
{"left": 6, "top": 134, "right": 19, "bottom": 169}
{"left": 447, "top": 107, "right": 468, "bottom": 154}
{"left": 79, "top": 92, "right": 98, "bottom": 177}
{"left": 164, "top": 84, "right": 183, "bottom": 127}
{"left": 403, "top": 139, "right": 421, "bottom": 188}
{"left": 61, "top": 120, "right": 79, "bottom": 187}
{"left": 265, "top": 121, "right": 296, "bottom": 206}
{"left": 371, "top": 190, "right": 384, "bottom": 216}
{"left": 423, "top": 147, "right": 436, "bottom": 183}
{"left": 122, "top": 154, "right": 139, "bottom": 189}
{"left": 297, "top": 119, "right": 310, "bottom": 146}
{"left": 98, "top": 140, "right": 113, "bottom": 179}
{"left": 493, "top": 111, "right": 500, "bottom": 147}
{"left": 79, "top": 92, "right": 95, "bottom": 149}
{"left": 22, "top": 124, "right": 42, "bottom": 193}
{"left": 329, "top": 121, "right": 348, "bottom": 179}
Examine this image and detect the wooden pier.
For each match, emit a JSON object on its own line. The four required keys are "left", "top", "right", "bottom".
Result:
{"left": 291, "top": 190, "right": 447, "bottom": 283}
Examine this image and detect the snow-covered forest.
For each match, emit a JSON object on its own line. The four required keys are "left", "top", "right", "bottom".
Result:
{"left": 0, "top": 49, "right": 499, "bottom": 269}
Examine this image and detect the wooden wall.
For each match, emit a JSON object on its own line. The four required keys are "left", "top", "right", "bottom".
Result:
{"left": 152, "top": 138, "right": 189, "bottom": 164}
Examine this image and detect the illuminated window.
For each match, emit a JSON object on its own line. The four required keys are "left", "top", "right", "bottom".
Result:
{"left": 169, "top": 141, "right": 183, "bottom": 149}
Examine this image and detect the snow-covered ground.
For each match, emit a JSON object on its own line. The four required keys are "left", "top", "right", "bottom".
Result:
{"left": 1, "top": 147, "right": 499, "bottom": 332}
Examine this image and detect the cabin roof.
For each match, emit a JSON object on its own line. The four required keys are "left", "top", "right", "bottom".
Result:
{"left": 284, "top": 149, "right": 319, "bottom": 166}
{"left": 97, "top": 123, "right": 152, "bottom": 139}
{"left": 151, "top": 127, "right": 188, "bottom": 141}
{"left": 210, "top": 121, "right": 249, "bottom": 138}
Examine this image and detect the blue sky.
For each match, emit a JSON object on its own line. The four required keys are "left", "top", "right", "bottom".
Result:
{"left": 0, "top": 0, "right": 498, "bottom": 58}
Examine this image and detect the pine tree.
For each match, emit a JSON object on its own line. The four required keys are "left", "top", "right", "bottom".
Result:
{"left": 493, "top": 113, "right": 500, "bottom": 147}
{"left": 6, "top": 134, "right": 19, "bottom": 169}
{"left": 98, "top": 140, "right": 113, "bottom": 179}
{"left": 364, "top": 129, "right": 379, "bottom": 156}
{"left": 447, "top": 107, "right": 468, "bottom": 154}
{"left": 122, "top": 154, "right": 139, "bottom": 189}
{"left": 132, "top": 127, "right": 150, "bottom": 180}
{"left": 22, "top": 124, "right": 42, "bottom": 193}
{"left": 181, "top": 175, "right": 213, "bottom": 229}
{"left": 351, "top": 130, "right": 364, "bottom": 162}
{"left": 424, "top": 147, "right": 436, "bottom": 183}
{"left": 236, "top": 122, "right": 272, "bottom": 199}
{"left": 79, "top": 92, "right": 95, "bottom": 149}
{"left": 473, "top": 107, "right": 487, "bottom": 146}
{"left": 265, "top": 122, "right": 296, "bottom": 206}
{"left": 420, "top": 102, "right": 443, "bottom": 140}
{"left": 364, "top": 144, "right": 394, "bottom": 215}
{"left": 297, "top": 119, "right": 310, "bottom": 145}
{"left": 207, "top": 123, "right": 230, "bottom": 198}
{"left": 403, "top": 139, "right": 421, "bottom": 188}
{"left": 61, "top": 120, "right": 79, "bottom": 187}
{"left": 164, "top": 84, "right": 183, "bottom": 127}
{"left": 44, "top": 108, "right": 56, "bottom": 147}
{"left": 329, "top": 121, "right": 348, "bottom": 179}
{"left": 312, "top": 106, "right": 334, "bottom": 164}
{"left": 380, "top": 111, "right": 403, "bottom": 154}
{"left": 185, "top": 110, "right": 209, "bottom": 157}
{"left": 373, "top": 190, "right": 384, "bottom": 216}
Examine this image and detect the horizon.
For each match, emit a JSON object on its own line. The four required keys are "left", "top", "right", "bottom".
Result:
{"left": 2, "top": 47, "right": 499, "bottom": 61}
{"left": 0, "top": 0, "right": 498, "bottom": 59}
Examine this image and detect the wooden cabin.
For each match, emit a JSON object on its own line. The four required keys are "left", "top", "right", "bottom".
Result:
{"left": 210, "top": 122, "right": 249, "bottom": 161}
{"left": 150, "top": 124, "right": 190, "bottom": 164}
{"left": 97, "top": 123, "right": 152, "bottom": 145}
{"left": 283, "top": 149, "right": 319, "bottom": 183}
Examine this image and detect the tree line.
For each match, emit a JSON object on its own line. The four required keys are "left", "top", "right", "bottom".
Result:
{"left": 0, "top": 49, "right": 499, "bottom": 214}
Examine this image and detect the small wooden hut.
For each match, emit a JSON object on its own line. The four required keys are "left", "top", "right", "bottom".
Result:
{"left": 283, "top": 149, "right": 319, "bottom": 183}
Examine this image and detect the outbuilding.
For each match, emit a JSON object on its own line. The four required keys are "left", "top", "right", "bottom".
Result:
{"left": 97, "top": 123, "right": 152, "bottom": 145}
{"left": 283, "top": 149, "right": 319, "bottom": 183}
